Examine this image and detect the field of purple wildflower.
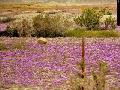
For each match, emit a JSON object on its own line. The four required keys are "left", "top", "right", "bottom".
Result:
{"left": 0, "top": 37, "right": 120, "bottom": 90}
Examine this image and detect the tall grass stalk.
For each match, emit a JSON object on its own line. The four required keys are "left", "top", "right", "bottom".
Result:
{"left": 81, "top": 37, "right": 86, "bottom": 79}
{"left": 78, "top": 37, "right": 86, "bottom": 90}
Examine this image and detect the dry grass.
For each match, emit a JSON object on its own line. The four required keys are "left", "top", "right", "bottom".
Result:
{"left": 0, "top": 3, "right": 117, "bottom": 16}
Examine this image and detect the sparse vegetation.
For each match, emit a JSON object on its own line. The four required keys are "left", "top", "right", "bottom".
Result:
{"left": 64, "top": 29, "right": 120, "bottom": 37}
{"left": 12, "top": 40, "right": 26, "bottom": 50}
{"left": 0, "top": 42, "right": 7, "bottom": 50}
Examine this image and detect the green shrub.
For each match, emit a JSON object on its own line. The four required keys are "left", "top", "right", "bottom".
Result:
{"left": 104, "top": 15, "right": 116, "bottom": 30}
{"left": 74, "top": 8, "right": 103, "bottom": 30}
{"left": 33, "top": 13, "right": 70, "bottom": 37}
{"left": 74, "top": 8, "right": 114, "bottom": 30}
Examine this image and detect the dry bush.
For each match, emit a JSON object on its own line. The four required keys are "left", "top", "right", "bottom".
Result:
{"left": 33, "top": 13, "right": 73, "bottom": 37}
{"left": 8, "top": 19, "right": 33, "bottom": 37}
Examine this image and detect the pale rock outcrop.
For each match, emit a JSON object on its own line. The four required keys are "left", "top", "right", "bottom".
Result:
{"left": 37, "top": 37, "right": 47, "bottom": 44}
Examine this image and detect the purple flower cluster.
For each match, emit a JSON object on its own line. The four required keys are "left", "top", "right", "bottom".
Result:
{"left": 0, "top": 23, "right": 7, "bottom": 32}
{"left": 116, "top": 26, "right": 120, "bottom": 31}
{"left": 0, "top": 37, "right": 120, "bottom": 89}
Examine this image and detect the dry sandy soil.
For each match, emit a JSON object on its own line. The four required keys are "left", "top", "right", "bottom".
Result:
{"left": 0, "top": 3, "right": 117, "bottom": 16}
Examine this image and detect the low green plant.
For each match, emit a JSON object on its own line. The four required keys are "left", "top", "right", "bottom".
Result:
{"left": 64, "top": 29, "right": 120, "bottom": 37}
{"left": 0, "top": 43, "right": 7, "bottom": 51}
{"left": 92, "top": 61, "right": 109, "bottom": 90}
{"left": 12, "top": 40, "right": 26, "bottom": 50}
